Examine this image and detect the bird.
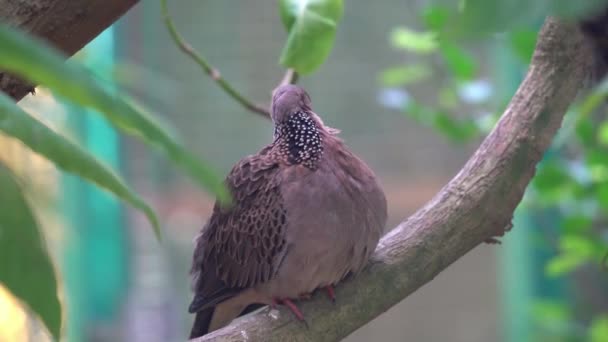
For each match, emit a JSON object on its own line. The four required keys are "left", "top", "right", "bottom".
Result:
{"left": 188, "top": 84, "right": 387, "bottom": 338}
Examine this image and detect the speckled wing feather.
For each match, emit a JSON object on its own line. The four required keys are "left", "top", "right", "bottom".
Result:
{"left": 189, "top": 145, "right": 288, "bottom": 313}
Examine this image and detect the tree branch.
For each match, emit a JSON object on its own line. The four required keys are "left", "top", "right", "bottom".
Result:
{"left": 0, "top": 0, "right": 139, "bottom": 101}
{"left": 160, "top": 0, "right": 297, "bottom": 119}
{"left": 194, "top": 17, "right": 594, "bottom": 342}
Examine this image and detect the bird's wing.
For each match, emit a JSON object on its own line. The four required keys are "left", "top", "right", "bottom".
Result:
{"left": 189, "top": 147, "right": 288, "bottom": 313}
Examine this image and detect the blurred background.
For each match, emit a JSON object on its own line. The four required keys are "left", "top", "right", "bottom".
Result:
{"left": 1, "top": 0, "right": 607, "bottom": 341}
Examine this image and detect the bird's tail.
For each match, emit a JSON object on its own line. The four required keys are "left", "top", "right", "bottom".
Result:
{"left": 189, "top": 308, "right": 214, "bottom": 339}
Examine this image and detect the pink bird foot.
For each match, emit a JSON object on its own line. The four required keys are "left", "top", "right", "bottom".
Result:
{"left": 272, "top": 298, "right": 309, "bottom": 328}
{"left": 325, "top": 285, "right": 336, "bottom": 303}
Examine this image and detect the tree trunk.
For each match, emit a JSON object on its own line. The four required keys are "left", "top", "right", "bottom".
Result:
{"left": 0, "top": 0, "right": 138, "bottom": 101}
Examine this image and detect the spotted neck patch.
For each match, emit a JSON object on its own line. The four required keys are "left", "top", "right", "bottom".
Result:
{"left": 274, "top": 111, "right": 323, "bottom": 169}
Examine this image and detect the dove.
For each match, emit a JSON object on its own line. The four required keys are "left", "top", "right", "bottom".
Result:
{"left": 188, "top": 84, "right": 387, "bottom": 338}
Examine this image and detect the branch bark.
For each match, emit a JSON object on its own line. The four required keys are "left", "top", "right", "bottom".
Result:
{"left": 0, "top": 0, "right": 139, "bottom": 101}
{"left": 195, "top": 17, "right": 594, "bottom": 342}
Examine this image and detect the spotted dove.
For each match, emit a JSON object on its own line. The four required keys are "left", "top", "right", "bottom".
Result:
{"left": 188, "top": 84, "right": 387, "bottom": 338}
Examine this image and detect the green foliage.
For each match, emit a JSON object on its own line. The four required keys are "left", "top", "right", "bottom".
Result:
{"left": 279, "top": 0, "right": 343, "bottom": 74}
{"left": 390, "top": 28, "right": 438, "bottom": 53}
{"left": 0, "top": 24, "right": 229, "bottom": 205}
{"left": 403, "top": 102, "right": 480, "bottom": 142}
{"left": 0, "top": 164, "right": 61, "bottom": 340}
{"left": 439, "top": 42, "right": 476, "bottom": 80}
{"left": 380, "top": 14, "right": 483, "bottom": 143}
{"left": 424, "top": 0, "right": 608, "bottom": 37}
{"left": 382, "top": 1, "right": 608, "bottom": 340}
{"left": 546, "top": 235, "right": 603, "bottom": 277}
{"left": 590, "top": 315, "right": 608, "bottom": 342}
{"left": 508, "top": 29, "right": 538, "bottom": 63}
{"left": 379, "top": 65, "right": 432, "bottom": 86}
{"left": 0, "top": 92, "right": 161, "bottom": 239}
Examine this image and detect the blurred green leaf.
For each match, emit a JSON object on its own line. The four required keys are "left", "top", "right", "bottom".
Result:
{"left": 0, "top": 93, "right": 161, "bottom": 239}
{"left": 587, "top": 148, "right": 608, "bottom": 168}
{"left": 390, "top": 27, "right": 438, "bottom": 54}
{"left": 533, "top": 299, "right": 571, "bottom": 322}
{"left": 561, "top": 214, "right": 592, "bottom": 233}
{"left": 279, "top": 0, "right": 343, "bottom": 74}
{"left": 438, "top": 87, "right": 459, "bottom": 109}
{"left": 509, "top": 29, "right": 537, "bottom": 63}
{"left": 560, "top": 235, "right": 600, "bottom": 258}
{"left": 432, "top": 112, "right": 478, "bottom": 142}
{"left": 404, "top": 102, "right": 478, "bottom": 142}
{"left": 576, "top": 118, "right": 595, "bottom": 146}
{"left": 439, "top": 42, "right": 477, "bottom": 80}
{"left": 379, "top": 64, "right": 432, "bottom": 86}
{"left": 546, "top": 253, "right": 587, "bottom": 277}
{"left": 422, "top": 6, "right": 450, "bottom": 31}
{"left": 598, "top": 122, "right": 608, "bottom": 146}
{"left": 0, "top": 164, "right": 60, "bottom": 340}
{"left": 0, "top": 24, "right": 229, "bottom": 204}
{"left": 533, "top": 162, "right": 571, "bottom": 192}
{"left": 404, "top": 101, "right": 434, "bottom": 124}
{"left": 597, "top": 182, "right": 608, "bottom": 209}
{"left": 578, "top": 87, "right": 608, "bottom": 120}
{"left": 590, "top": 315, "right": 608, "bottom": 342}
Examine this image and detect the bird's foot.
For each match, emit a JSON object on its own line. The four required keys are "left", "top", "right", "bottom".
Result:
{"left": 325, "top": 285, "right": 336, "bottom": 303}
{"left": 273, "top": 297, "right": 309, "bottom": 328}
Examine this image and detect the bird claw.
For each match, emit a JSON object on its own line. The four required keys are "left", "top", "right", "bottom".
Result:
{"left": 273, "top": 297, "right": 308, "bottom": 328}
{"left": 325, "top": 285, "right": 336, "bottom": 303}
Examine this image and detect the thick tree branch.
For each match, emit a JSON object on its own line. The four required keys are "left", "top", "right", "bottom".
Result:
{"left": 194, "top": 17, "right": 594, "bottom": 342}
{"left": 0, "top": 0, "right": 138, "bottom": 101}
{"left": 160, "top": 0, "right": 297, "bottom": 118}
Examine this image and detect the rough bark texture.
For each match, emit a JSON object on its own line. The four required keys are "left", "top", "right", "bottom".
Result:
{"left": 193, "top": 17, "right": 594, "bottom": 342}
{"left": 0, "top": 0, "right": 138, "bottom": 101}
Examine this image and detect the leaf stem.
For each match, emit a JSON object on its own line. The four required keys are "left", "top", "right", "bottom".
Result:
{"left": 160, "top": 0, "right": 298, "bottom": 118}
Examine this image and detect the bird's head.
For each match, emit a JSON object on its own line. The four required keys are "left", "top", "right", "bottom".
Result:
{"left": 270, "top": 84, "right": 312, "bottom": 124}
{"left": 270, "top": 84, "right": 340, "bottom": 136}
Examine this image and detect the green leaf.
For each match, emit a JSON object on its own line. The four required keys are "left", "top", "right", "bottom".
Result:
{"left": 439, "top": 42, "right": 477, "bottom": 80}
{"left": 379, "top": 64, "right": 432, "bottom": 86}
{"left": 597, "top": 182, "right": 608, "bottom": 209}
{"left": 438, "top": 87, "right": 459, "bottom": 109}
{"left": 590, "top": 315, "right": 608, "bottom": 342}
{"left": 576, "top": 117, "right": 595, "bottom": 146}
{"left": 0, "top": 93, "right": 161, "bottom": 239}
{"left": 561, "top": 214, "right": 592, "bottom": 233}
{"left": 586, "top": 148, "right": 608, "bottom": 168}
{"left": 578, "top": 85, "right": 608, "bottom": 120}
{"left": 545, "top": 253, "right": 587, "bottom": 277}
{"left": 598, "top": 122, "right": 608, "bottom": 146}
{"left": 422, "top": 6, "right": 450, "bottom": 31}
{"left": 390, "top": 28, "right": 438, "bottom": 54}
{"left": 533, "top": 162, "right": 571, "bottom": 192}
{"left": 509, "top": 29, "right": 537, "bottom": 63}
{"left": 0, "top": 24, "right": 229, "bottom": 204}
{"left": 432, "top": 112, "right": 478, "bottom": 142}
{"left": 532, "top": 299, "right": 571, "bottom": 323}
{"left": 560, "top": 235, "right": 600, "bottom": 258}
{"left": 0, "top": 164, "right": 61, "bottom": 340}
{"left": 279, "top": 0, "right": 343, "bottom": 74}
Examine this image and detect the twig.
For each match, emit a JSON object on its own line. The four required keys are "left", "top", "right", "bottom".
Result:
{"left": 160, "top": 0, "right": 298, "bottom": 119}
{"left": 279, "top": 68, "right": 298, "bottom": 87}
